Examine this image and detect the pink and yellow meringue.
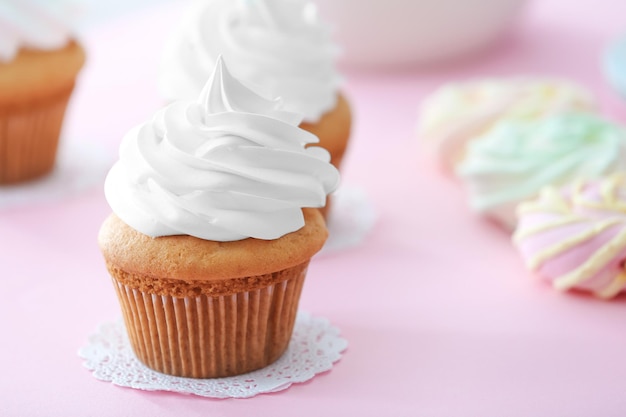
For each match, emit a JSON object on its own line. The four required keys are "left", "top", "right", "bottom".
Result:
{"left": 513, "top": 173, "right": 626, "bottom": 298}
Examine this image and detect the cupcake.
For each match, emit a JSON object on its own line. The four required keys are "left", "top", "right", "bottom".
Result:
{"left": 456, "top": 112, "right": 626, "bottom": 230}
{"left": 417, "top": 78, "right": 596, "bottom": 172}
{"left": 0, "top": 2, "right": 85, "bottom": 184}
{"left": 513, "top": 174, "right": 626, "bottom": 299}
{"left": 158, "top": 0, "right": 351, "bottom": 217}
{"left": 98, "top": 57, "right": 339, "bottom": 378}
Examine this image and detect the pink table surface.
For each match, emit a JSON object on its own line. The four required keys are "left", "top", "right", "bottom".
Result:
{"left": 3, "top": 1, "right": 626, "bottom": 416}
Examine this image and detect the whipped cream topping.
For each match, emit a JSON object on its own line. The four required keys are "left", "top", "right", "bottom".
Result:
{"left": 159, "top": 0, "right": 341, "bottom": 123}
{"left": 417, "top": 78, "right": 596, "bottom": 171}
{"left": 457, "top": 112, "right": 626, "bottom": 229}
{"left": 0, "top": 1, "right": 80, "bottom": 62}
{"left": 105, "top": 56, "right": 339, "bottom": 241}
{"left": 514, "top": 174, "right": 626, "bottom": 298}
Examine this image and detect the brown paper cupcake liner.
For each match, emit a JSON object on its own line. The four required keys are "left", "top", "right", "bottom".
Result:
{"left": 111, "top": 261, "right": 309, "bottom": 379}
{"left": 0, "top": 87, "right": 74, "bottom": 184}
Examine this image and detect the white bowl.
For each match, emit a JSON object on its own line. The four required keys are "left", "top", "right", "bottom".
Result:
{"left": 314, "top": 0, "right": 527, "bottom": 69}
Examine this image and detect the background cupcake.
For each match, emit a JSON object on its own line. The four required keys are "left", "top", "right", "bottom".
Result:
{"left": 0, "top": 1, "right": 85, "bottom": 184}
{"left": 99, "top": 57, "right": 339, "bottom": 378}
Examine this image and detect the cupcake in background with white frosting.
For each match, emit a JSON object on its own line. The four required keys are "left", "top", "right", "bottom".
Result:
{"left": 513, "top": 174, "right": 626, "bottom": 299}
{"left": 158, "top": 0, "right": 351, "bottom": 217}
{"left": 159, "top": 0, "right": 339, "bottom": 122}
{"left": 0, "top": 0, "right": 86, "bottom": 184}
{"left": 417, "top": 78, "right": 596, "bottom": 173}
{"left": 456, "top": 112, "right": 626, "bottom": 230}
{"left": 99, "top": 56, "right": 339, "bottom": 378}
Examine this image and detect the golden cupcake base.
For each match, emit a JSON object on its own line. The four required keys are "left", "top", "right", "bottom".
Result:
{"left": 111, "top": 262, "right": 308, "bottom": 378}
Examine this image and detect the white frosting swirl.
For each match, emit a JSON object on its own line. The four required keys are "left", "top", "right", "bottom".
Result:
{"left": 105, "top": 56, "right": 340, "bottom": 241}
{"left": 0, "top": 1, "right": 79, "bottom": 62}
{"left": 159, "top": 0, "right": 341, "bottom": 123}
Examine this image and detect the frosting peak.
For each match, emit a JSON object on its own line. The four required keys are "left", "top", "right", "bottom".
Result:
{"left": 105, "top": 56, "right": 339, "bottom": 241}
{"left": 158, "top": 0, "right": 341, "bottom": 123}
{"left": 197, "top": 56, "right": 300, "bottom": 125}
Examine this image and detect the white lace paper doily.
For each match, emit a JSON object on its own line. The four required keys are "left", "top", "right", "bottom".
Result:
{"left": 0, "top": 138, "right": 112, "bottom": 209}
{"left": 322, "top": 185, "right": 377, "bottom": 255}
{"left": 79, "top": 311, "right": 347, "bottom": 399}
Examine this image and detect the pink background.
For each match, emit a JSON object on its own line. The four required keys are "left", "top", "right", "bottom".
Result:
{"left": 3, "top": 0, "right": 626, "bottom": 415}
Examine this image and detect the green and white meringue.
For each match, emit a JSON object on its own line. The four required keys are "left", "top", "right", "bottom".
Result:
{"left": 457, "top": 112, "right": 626, "bottom": 229}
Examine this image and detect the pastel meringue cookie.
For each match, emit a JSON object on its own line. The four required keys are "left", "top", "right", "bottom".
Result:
{"left": 417, "top": 78, "right": 596, "bottom": 172}
{"left": 159, "top": 0, "right": 341, "bottom": 124}
{"left": 456, "top": 112, "right": 626, "bottom": 230}
{"left": 0, "top": 0, "right": 81, "bottom": 62}
{"left": 513, "top": 174, "right": 626, "bottom": 299}
{"left": 105, "top": 56, "right": 340, "bottom": 242}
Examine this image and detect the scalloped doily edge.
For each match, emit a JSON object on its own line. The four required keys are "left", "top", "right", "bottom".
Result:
{"left": 78, "top": 311, "right": 348, "bottom": 399}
